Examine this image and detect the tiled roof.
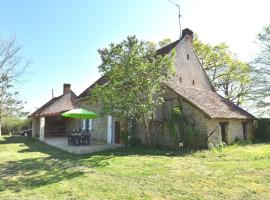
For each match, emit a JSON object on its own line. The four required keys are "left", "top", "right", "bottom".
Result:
{"left": 77, "top": 76, "right": 108, "bottom": 99}
{"left": 165, "top": 81, "right": 255, "bottom": 119}
{"left": 30, "top": 91, "right": 78, "bottom": 117}
{"left": 156, "top": 39, "right": 180, "bottom": 55}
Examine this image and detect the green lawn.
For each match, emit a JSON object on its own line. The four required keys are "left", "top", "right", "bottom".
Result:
{"left": 0, "top": 136, "right": 270, "bottom": 200}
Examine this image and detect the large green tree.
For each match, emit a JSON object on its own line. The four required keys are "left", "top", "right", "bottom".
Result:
{"left": 251, "top": 24, "right": 270, "bottom": 116}
{"left": 91, "top": 36, "right": 175, "bottom": 145}
{"left": 193, "top": 36, "right": 252, "bottom": 105}
{"left": 0, "top": 36, "right": 28, "bottom": 136}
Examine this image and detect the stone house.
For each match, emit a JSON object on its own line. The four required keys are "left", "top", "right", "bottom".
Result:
{"left": 30, "top": 28, "right": 255, "bottom": 147}
{"left": 134, "top": 28, "right": 255, "bottom": 147}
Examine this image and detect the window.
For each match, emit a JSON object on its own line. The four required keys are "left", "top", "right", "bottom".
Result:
{"left": 192, "top": 80, "right": 195, "bottom": 85}
{"left": 179, "top": 77, "right": 182, "bottom": 82}
{"left": 187, "top": 54, "right": 190, "bottom": 60}
{"left": 83, "top": 119, "right": 92, "bottom": 130}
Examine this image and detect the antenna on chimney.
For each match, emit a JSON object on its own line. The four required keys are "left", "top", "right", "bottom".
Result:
{"left": 167, "top": 0, "right": 182, "bottom": 38}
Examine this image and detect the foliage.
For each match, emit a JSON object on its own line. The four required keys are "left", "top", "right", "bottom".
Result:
{"left": 0, "top": 36, "right": 29, "bottom": 136}
{"left": 158, "top": 38, "right": 172, "bottom": 48}
{"left": 254, "top": 118, "right": 270, "bottom": 141}
{"left": 234, "top": 137, "right": 252, "bottom": 145}
{"left": 1, "top": 116, "right": 29, "bottom": 135}
{"left": 213, "top": 142, "right": 227, "bottom": 152}
{"left": 250, "top": 24, "right": 270, "bottom": 116}
{"left": 166, "top": 105, "right": 205, "bottom": 149}
{"left": 120, "top": 131, "right": 128, "bottom": 145}
{"left": 91, "top": 36, "right": 175, "bottom": 145}
{"left": 127, "top": 136, "right": 141, "bottom": 147}
{"left": 193, "top": 35, "right": 252, "bottom": 105}
{"left": 1, "top": 136, "right": 270, "bottom": 199}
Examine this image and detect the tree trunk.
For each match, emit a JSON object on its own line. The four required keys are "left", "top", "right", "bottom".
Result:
{"left": 142, "top": 115, "right": 152, "bottom": 146}
{"left": 0, "top": 119, "right": 2, "bottom": 137}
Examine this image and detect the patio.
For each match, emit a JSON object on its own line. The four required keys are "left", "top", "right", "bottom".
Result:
{"left": 44, "top": 137, "right": 122, "bottom": 154}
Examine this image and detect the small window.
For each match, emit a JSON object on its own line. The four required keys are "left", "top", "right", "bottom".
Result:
{"left": 179, "top": 77, "right": 182, "bottom": 82}
{"left": 187, "top": 54, "right": 189, "bottom": 60}
{"left": 192, "top": 80, "right": 195, "bottom": 85}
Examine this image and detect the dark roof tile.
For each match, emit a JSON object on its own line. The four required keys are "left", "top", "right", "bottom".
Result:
{"left": 165, "top": 81, "right": 256, "bottom": 119}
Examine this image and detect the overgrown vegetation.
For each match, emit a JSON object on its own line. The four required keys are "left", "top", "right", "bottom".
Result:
{"left": 255, "top": 118, "right": 270, "bottom": 141}
{"left": 1, "top": 117, "right": 30, "bottom": 135}
{"left": 165, "top": 104, "right": 205, "bottom": 149}
{"left": 91, "top": 36, "right": 175, "bottom": 146}
{"left": 0, "top": 136, "right": 270, "bottom": 200}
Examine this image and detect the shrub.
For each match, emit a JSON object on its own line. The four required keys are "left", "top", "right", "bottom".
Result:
{"left": 1, "top": 117, "right": 30, "bottom": 135}
{"left": 169, "top": 106, "right": 206, "bottom": 149}
{"left": 120, "top": 131, "right": 128, "bottom": 145}
{"left": 255, "top": 118, "right": 270, "bottom": 141}
{"left": 234, "top": 137, "right": 252, "bottom": 145}
{"left": 128, "top": 136, "right": 141, "bottom": 147}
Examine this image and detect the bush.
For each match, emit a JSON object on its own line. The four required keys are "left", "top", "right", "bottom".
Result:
{"left": 169, "top": 106, "right": 207, "bottom": 149}
{"left": 255, "top": 118, "right": 270, "bottom": 141}
{"left": 128, "top": 136, "right": 141, "bottom": 147}
{"left": 234, "top": 137, "right": 252, "bottom": 145}
{"left": 1, "top": 117, "right": 30, "bottom": 135}
{"left": 120, "top": 131, "right": 128, "bottom": 145}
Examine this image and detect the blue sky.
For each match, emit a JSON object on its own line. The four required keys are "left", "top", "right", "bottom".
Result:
{"left": 0, "top": 0, "right": 270, "bottom": 112}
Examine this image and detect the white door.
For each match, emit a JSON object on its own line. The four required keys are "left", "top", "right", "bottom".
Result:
{"left": 107, "top": 115, "right": 112, "bottom": 144}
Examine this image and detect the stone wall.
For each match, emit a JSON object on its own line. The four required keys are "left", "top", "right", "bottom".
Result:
{"left": 135, "top": 89, "right": 210, "bottom": 147}
{"left": 135, "top": 88, "right": 254, "bottom": 148}
{"left": 79, "top": 99, "right": 108, "bottom": 143}
{"left": 172, "top": 37, "right": 213, "bottom": 91}
{"left": 207, "top": 119, "right": 254, "bottom": 146}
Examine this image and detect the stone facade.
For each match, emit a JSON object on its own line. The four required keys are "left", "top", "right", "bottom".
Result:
{"left": 134, "top": 34, "right": 255, "bottom": 148}
{"left": 30, "top": 29, "right": 255, "bottom": 149}
{"left": 172, "top": 37, "right": 213, "bottom": 91}
{"left": 135, "top": 88, "right": 254, "bottom": 148}
{"left": 78, "top": 99, "right": 123, "bottom": 144}
{"left": 207, "top": 119, "right": 254, "bottom": 146}
{"left": 78, "top": 99, "right": 108, "bottom": 143}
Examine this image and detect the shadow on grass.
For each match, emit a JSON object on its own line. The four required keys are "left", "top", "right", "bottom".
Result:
{"left": 0, "top": 136, "right": 88, "bottom": 192}
{"left": 0, "top": 136, "right": 195, "bottom": 192}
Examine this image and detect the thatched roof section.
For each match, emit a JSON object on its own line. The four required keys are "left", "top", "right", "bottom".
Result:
{"left": 30, "top": 91, "right": 78, "bottom": 117}
{"left": 165, "top": 81, "right": 255, "bottom": 119}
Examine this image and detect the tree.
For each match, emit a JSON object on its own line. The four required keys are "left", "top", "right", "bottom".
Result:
{"left": 1, "top": 116, "right": 30, "bottom": 135}
{"left": 91, "top": 36, "right": 175, "bottom": 145}
{"left": 250, "top": 24, "right": 270, "bottom": 116}
{"left": 159, "top": 38, "right": 172, "bottom": 48}
{"left": 193, "top": 36, "right": 252, "bottom": 105}
{"left": 0, "top": 36, "right": 28, "bottom": 136}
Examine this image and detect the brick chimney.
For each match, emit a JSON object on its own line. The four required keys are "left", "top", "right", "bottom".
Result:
{"left": 63, "top": 83, "right": 71, "bottom": 94}
{"left": 182, "top": 28, "right": 194, "bottom": 46}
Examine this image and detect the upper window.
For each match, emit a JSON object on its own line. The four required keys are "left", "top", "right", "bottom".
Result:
{"left": 187, "top": 54, "right": 190, "bottom": 60}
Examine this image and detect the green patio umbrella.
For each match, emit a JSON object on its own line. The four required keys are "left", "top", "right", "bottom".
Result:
{"left": 61, "top": 108, "right": 97, "bottom": 119}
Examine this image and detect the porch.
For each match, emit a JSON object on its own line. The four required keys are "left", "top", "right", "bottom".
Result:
{"left": 44, "top": 137, "right": 122, "bottom": 154}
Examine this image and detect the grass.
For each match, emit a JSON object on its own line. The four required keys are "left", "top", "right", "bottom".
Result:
{"left": 0, "top": 136, "right": 270, "bottom": 200}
